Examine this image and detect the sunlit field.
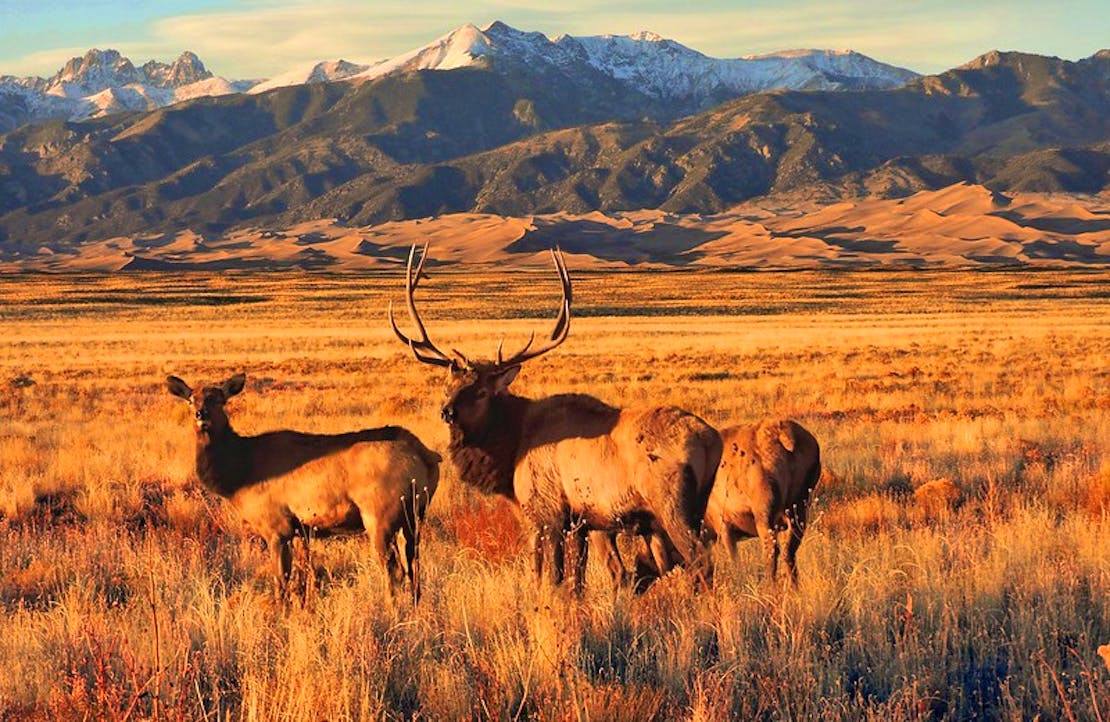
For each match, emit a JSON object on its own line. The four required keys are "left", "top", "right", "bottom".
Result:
{"left": 1, "top": 269, "right": 1109, "bottom": 720}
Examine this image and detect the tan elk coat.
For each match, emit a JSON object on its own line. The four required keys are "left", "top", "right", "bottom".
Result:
{"left": 703, "top": 418, "right": 821, "bottom": 584}
{"left": 168, "top": 373, "right": 440, "bottom": 599}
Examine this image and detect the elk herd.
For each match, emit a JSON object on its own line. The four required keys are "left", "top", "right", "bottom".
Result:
{"left": 167, "top": 245, "right": 821, "bottom": 602}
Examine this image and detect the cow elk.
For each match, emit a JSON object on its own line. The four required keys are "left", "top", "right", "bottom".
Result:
{"left": 166, "top": 373, "right": 441, "bottom": 602}
{"left": 602, "top": 418, "right": 821, "bottom": 589}
{"left": 703, "top": 419, "right": 821, "bottom": 586}
{"left": 389, "top": 244, "right": 722, "bottom": 592}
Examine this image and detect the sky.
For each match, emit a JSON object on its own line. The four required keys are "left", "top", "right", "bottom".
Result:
{"left": 1, "top": 0, "right": 1107, "bottom": 79}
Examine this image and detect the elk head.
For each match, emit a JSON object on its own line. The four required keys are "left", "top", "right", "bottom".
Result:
{"left": 388, "top": 244, "right": 571, "bottom": 444}
{"left": 166, "top": 373, "right": 246, "bottom": 436}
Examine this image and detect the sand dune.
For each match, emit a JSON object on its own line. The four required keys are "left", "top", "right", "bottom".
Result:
{"left": 4, "top": 183, "right": 1110, "bottom": 271}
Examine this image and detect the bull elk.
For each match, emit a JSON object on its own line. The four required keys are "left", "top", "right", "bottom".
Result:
{"left": 166, "top": 373, "right": 441, "bottom": 601}
{"left": 389, "top": 245, "right": 722, "bottom": 591}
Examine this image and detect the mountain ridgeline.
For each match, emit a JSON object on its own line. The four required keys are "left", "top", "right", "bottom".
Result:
{"left": 0, "top": 30, "right": 1108, "bottom": 256}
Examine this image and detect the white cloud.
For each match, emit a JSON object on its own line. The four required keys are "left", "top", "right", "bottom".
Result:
{"left": 147, "top": 1, "right": 478, "bottom": 77}
{"left": 141, "top": 0, "right": 992, "bottom": 77}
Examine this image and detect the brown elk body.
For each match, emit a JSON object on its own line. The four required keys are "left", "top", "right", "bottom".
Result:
{"left": 703, "top": 419, "right": 821, "bottom": 584}
{"left": 601, "top": 418, "right": 821, "bottom": 588}
{"left": 390, "top": 246, "right": 721, "bottom": 590}
{"left": 166, "top": 373, "right": 440, "bottom": 600}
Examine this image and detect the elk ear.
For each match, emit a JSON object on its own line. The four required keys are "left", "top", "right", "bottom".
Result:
{"left": 166, "top": 376, "right": 192, "bottom": 400}
{"left": 221, "top": 373, "right": 246, "bottom": 399}
{"left": 491, "top": 365, "right": 521, "bottom": 393}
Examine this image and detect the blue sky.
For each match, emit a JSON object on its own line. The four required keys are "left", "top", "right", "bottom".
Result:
{"left": 1, "top": 0, "right": 1107, "bottom": 79}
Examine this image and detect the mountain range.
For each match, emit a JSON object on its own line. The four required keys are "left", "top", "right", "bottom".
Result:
{"left": 0, "top": 22, "right": 917, "bottom": 132}
{"left": 0, "top": 21, "right": 1108, "bottom": 269}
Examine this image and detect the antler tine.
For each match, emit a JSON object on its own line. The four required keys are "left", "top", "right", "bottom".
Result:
{"left": 388, "top": 243, "right": 456, "bottom": 368}
{"left": 497, "top": 247, "right": 572, "bottom": 368}
{"left": 548, "top": 247, "right": 572, "bottom": 340}
{"left": 500, "top": 331, "right": 535, "bottom": 366}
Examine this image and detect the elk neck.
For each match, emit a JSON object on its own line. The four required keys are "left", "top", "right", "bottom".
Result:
{"left": 193, "top": 424, "right": 251, "bottom": 498}
{"left": 447, "top": 392, "right": 529, "bottom": 500}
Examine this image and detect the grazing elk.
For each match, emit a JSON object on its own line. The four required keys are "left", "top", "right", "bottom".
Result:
{"left": 389, "top": 245, "right": 722, "bottom": 591}
{"left": 703, "top": 419, "right": 821, "bottom": 585}
{"left": 599, "top": 419, "right": 821, "bottom": 589}
{"left": 166, "top": 373, "right": 440, "bottom": 601}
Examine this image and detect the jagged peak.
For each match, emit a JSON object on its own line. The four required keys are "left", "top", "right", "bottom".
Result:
{"left": 957, "top": 48, "right": 1068, "bottom": 71}
{"left": 57, "top": 48, "right": 134, "bottom": 80}
{"left": 481, "top": 20, "right": 511, "bottom": 34}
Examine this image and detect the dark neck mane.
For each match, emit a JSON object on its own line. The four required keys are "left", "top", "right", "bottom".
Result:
{"left": 195, "top": 425, "right": 250, "bottom": 498}
{"left": 448, "top": 394, "right": 528, "bottom": 500}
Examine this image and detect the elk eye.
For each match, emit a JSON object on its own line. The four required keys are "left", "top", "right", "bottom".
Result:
{"left": 476, "top": 388, "right": 489, "bottom": 399}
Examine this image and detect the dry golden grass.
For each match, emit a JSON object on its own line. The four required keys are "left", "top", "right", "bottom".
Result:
{"left": 1, "top": 269, "right": 1109, "bottom": 720}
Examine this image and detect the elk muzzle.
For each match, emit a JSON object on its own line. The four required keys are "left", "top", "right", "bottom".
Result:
{"left": 441, "top": 403, "right": 456, "bottom": 424}
{"left": 195, "top": 407, "right": 211, "bottom": 431}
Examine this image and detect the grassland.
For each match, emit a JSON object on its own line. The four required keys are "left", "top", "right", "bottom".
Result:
{"left": 1, "top": 268, "right": 1108, "bottom": 721}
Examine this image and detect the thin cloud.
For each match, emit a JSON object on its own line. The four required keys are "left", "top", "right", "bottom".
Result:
{"left": 1, "top": 46, "right": 101, "bottom": 78}
{"left": 148, "top": 2, "right": 476, "bottom": 76}
{"left": 2, "top": 0, "right": 1104, "bottom": 80}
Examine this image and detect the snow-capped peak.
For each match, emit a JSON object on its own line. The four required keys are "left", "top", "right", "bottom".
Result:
{"left": 48, "top": 48, "right": 143, "bottom": 97}
{"left": 249, "top": 59, "right": 371, "bottom": 94}
{"left": 0, "top": 22, "right": 921, "bottom": 134}
{"left": 354, "top": 23, "right": 498, "bottom": 81}
{"left": 352, "top": 21, "right": 919, "bottom": 98}
{"left": 0, "top": 48, "right": 258, "bottom": 129}
{"left": 142, "top": 51, "right": 213, "bottom": 88}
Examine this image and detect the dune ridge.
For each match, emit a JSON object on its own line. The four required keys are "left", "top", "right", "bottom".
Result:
{"left": 4, "top": 183, "right": 1109, "bottom": 272}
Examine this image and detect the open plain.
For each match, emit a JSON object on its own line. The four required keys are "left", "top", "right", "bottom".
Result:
{"left": 1, "top": 268, "right": 1108, "bottom": 720}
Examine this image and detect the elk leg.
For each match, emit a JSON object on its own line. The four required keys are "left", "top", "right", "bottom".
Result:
{"left": 548, "top": 526, "right": 566, "bottom": 587}
{"left": 532, "top": 527, "right": 545, "bottom": 584}
{"left": 365, "top": 516, "right": 404, "bottom": 595}
{"left": 756, "top": 515, "right": 780, "bottom": 584}
{"left": 591, "top": 531, "right": 630, "bottom": 587}
{"left": 724, "top": 526, "right": 743, "bottom": 562}
{"left": 784, "top": 503, "right": 808, "bottom": 587}
{"left": 648, "top": 533, "right": 674, "bottom": 576}
{"left": 570, "top": 527, "right": 589, "bottom": 596}
{"left": 401, "top": 519, "right": 420, "bottom": 604}
{"left": 632, "top": 533, "right": 663, "bottom": 592}
{"left": 270, "top": 534, "right": 292, "bottom": 596}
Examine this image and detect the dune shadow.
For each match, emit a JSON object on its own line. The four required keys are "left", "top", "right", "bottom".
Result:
{"left": 1023, "top": 239, "right": 1110, "bottom": 262}
{"left": 997, "top": 213, "right": 1110, "bottom": 234}
{"left": 506, "top": 220, "right": 726, "bottom": 265}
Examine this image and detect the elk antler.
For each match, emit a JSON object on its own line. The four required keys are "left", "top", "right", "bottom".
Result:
{"left": 388, "top": 243, "right": 456, "bottom": 368}
{"left": 497, "top": 247, "right": 572, "bottom": 368}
